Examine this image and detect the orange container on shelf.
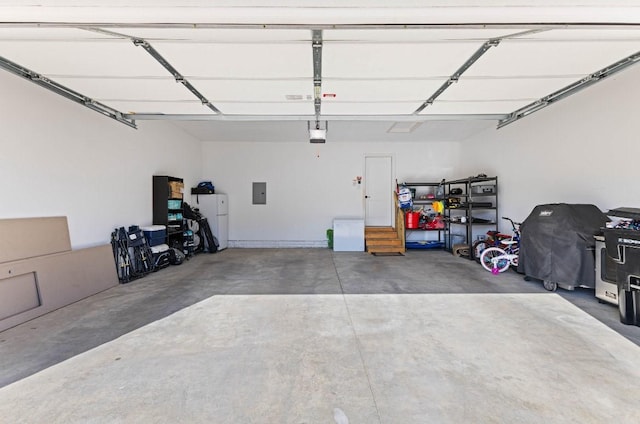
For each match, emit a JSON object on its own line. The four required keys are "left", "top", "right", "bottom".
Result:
{"left": 405, "top": 212, "right": 420, "bottom": 229}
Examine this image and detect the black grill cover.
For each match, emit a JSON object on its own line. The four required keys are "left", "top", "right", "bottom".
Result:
{"left": 518, "top": 204, "right": 609, "bottom": 288}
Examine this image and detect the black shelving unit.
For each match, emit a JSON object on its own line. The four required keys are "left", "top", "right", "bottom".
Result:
{"left": 444, "top": 176, "right": 498, "bottom": 256}
{"left": 152, "top": 175, "right": 185, "bottom": 249}
{"left": 401, "top": 181, "right": 447, "bottom": 250}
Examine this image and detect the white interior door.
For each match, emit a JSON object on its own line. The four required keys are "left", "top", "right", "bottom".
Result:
{"left": 364, "top": 155, "right": 393, "bottom": 226}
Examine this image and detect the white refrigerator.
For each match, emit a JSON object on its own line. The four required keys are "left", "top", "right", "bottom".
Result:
{"left": 191, "top": 193, "right": 228, "bottom": 250}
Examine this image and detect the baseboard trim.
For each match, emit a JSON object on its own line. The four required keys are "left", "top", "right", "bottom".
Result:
{"left": 229, "top": 240, "right": 328, "bottom": 248}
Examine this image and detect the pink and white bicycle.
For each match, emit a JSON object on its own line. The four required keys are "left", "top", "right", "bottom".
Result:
{"left": 479, "top": 217, "right": 521, "bottom": 275}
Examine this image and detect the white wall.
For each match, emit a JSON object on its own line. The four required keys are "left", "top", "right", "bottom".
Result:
{"left": 0, "top": 71, "right": 202, "bottom": 248}
{"left": 7, "top": 56, "right": 637, "bottom": 249}
{"left": 201, "top": 140, "right": 460, "bottom": 246}
{"left": 458, "top": 64, "right": 640, "bottom": 233}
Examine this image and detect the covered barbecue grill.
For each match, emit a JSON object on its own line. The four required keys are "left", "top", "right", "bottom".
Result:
{"left": 518, "top": 203, "right": 609, "bottom": 291}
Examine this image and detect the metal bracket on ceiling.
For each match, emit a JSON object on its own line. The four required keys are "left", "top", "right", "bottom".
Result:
{"left": 85, "top": 29, "right": 221, "bottom": 114}
{"left": 0, "top": 55, "right": 136, "bottom": 128}
{"left": 413, "top": 28, "right": 550, "bottom": 115}
{"left": 131, "top": 38, "right": 221, "bottom": 114}
{"left": 497, "top": 50, "right": 640, "bottom": 128}
{"left": 414, "top": 38, "right": 501, "bottom": 114}
{"left": 312, "top": 29, "right": 323, "bottom": 122}
{"left": 123, "top": 113, "right": 507, "bottom": 121}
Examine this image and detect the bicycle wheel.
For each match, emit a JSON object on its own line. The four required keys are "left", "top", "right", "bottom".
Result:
{"left": 471, "top": 240, "right": 488, "bottom": 263}
{"left": 510, "top": 245, "right": 520, "bottom": 268}
{"left": 543, "top": 280, "right": 558, "bottom": 292}
{"left": 480, "top": 247, "right": 510, "bottom": 273}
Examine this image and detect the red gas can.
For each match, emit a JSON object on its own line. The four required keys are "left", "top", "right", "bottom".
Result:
{"left": 405, "top": 212, "right": 420, "bottom": 229}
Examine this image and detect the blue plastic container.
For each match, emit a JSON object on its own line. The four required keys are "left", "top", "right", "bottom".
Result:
{"left": 141, "top": 225, "right": 167, "bottom": 247}
{"left": 167, "top": 199, "right": 182, "bottom": 209}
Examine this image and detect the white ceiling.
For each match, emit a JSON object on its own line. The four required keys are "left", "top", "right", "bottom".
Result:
{"left": 1, "top": 1, "right": 640, "bottom": 141}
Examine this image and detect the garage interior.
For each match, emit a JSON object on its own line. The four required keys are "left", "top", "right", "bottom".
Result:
{"left": 2, "top": 1, "right": 640, "bottom": 422}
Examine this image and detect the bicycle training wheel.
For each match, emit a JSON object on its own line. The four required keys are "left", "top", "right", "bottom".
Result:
{"left": 471, "top": 240, "right": 487, "bottom": 263}
{"left": 480, "top": 247, "right": 510, "bottom": 273}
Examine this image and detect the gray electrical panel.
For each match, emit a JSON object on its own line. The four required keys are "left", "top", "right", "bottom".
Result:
{"left": 252, "top": 182, "right": 266, "bottom": 205}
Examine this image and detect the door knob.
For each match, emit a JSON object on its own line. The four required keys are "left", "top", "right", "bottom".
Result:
{"left": 365, "top": 195, "right": 370, "bottom": 198}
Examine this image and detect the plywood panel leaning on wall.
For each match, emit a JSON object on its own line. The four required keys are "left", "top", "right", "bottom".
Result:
{"left": 0, "top": 217, "right": 71, "bottom": 263}
{"left": 0, "top": 217, "right": 118, "bottom": 332}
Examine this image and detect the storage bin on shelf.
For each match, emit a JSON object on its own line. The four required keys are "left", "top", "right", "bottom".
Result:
{"left": 168, "top": 181, "right": 184, "bottom": 199}
{"left": 445, "top": 234, "right": 465, "bottom": 250}
{"left": 167, "top": 213, "right": 183, "bottom": 222}
{"left": 405, "top": 240, "right": 445, "bottom": 249}
{"left": 167, "top": 199, "right": 182, "bottom": 209}
{"left": 406, "top": 233, "right": 452, "bottom": 250}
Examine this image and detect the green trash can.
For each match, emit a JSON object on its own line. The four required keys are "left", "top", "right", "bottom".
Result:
{"left": 326, "top": 229, "right": 333, "bottom": 249}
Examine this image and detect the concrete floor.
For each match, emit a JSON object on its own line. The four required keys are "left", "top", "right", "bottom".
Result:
{"left": 1, "top": 249, "right": 640, "bottom": 423}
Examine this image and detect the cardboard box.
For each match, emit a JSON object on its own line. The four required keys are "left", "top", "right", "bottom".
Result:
{"left": 169, "top": 181, "right": 184, "bottom": 199}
